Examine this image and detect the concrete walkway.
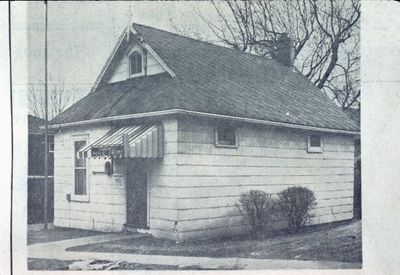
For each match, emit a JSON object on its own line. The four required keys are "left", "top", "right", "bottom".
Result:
{"left": 28, "top": 234, "right": 362, "bottom": 270}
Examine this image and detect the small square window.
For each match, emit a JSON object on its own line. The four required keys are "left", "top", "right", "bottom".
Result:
{"left": 308, "top": 135, "right": 322, "bottom": 153}
{"left": 215, "top": 124, "right": 237, "bottom": 147}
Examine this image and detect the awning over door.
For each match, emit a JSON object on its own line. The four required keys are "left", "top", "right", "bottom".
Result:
{"left": 78, "top": 124, "right": 163, "bottom": 159}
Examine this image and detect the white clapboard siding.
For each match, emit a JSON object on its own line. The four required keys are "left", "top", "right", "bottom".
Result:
{"left": 53, "top": 124, "right": 127, "bottom": 232}
{"left": 55, "top": 200, "right": 125, "bottom": 214}
{"left": 54, "top": 215, "right": 125, "bottom": 233}
{"left": 154, "top": 191, "right": 354, "bottom": 211}
{"left": 53, "top": 217, "right": 71, "bottom": 228}
{"left": 177, "top": 210, "right": 354, "bottom": 241}
{"left": 151, "top": 197, "right": 178, "bottom": 209}
{"left": 54, "top": 182, "right": 73, "bottom": 193}
{"left": 56, "top": 209, "right": 125, "bottom": 224}
{"left": 147, "top": 119, "right": 180, "bottom": 230}
{"left": 317, "top": 197, "right": 354, "bottom": 207}
{"left": 172, "top": 205, "right": 352, "bottom": 238}
{"left": 178, "top": 131, "right": 354, "bottom": 152}
{"left": 150, "top": 185, "right": 353, "bottom": 200}
{"left": 53, "top": 119, "right": 180, "bottom": 234}
{"left": 168, "top": 201, "right": 353, "bottom": 222}
{"left": 54, "top": 191, "right": 126, "bottom": 213}
{"left": 177, "top": 224, "right": 249, "bottom": 241}
{"left": 175, "top": 166, "right": 354, "bottom": 177}
{"left": 176, "top": 154, "right": 354, "bottom": 167}
{"left": 173, "top": 117, "right": 355, "bottom": 239}
{"left": 150, "top": 208, "right": 178, "bottom": 221}
{"left": 151, "top": 174, "right": 354, "bottom": 188}
{"left": 153, "top": 165, "right": 353, "bottom": 177}
{"left": 178, "top": 143, "right": 354, "bottom": 160}
{"left": 150, "top": 219, "right": 176, "bottom": 231}
{"left": 313, "top": 211, "right": 353, "bottom": 224}
{"left": 312, "top": 204, "right": 353, "bottom": 217}
{"left": 178, "top": 215, "right": 245, "bottom": 232}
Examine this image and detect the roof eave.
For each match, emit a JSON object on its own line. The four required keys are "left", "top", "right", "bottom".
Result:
{"left": 48, "top": 109, "right": 359, "bottom": 135}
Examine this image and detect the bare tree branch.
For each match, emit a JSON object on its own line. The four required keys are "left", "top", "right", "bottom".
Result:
{"left": 174, "top": 0, "right": 361, "bottom": 109}
{"left": 28, "top": 79, "right": 84, "bottom": 120}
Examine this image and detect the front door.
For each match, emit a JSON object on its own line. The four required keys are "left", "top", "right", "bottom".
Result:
{"left": 126, "top": 160, "right": 148, "bottom": 228}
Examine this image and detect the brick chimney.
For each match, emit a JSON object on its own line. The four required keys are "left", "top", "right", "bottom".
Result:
{"left": 274, "top": 33, "right": 294, "bottom": 67}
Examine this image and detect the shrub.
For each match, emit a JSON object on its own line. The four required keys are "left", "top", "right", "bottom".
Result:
{"left": 238, "top": 190, "right": 276, "bottom": 236}
{"left": 278, "top": 186, "right": 317, "bottom": 233}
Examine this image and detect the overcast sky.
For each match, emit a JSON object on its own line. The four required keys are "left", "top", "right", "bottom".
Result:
{"left": 24, "top": 1, "right": 221, "bottom": 95}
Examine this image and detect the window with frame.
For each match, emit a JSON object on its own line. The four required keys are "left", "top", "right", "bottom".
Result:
{"left": 74, "top": 140, "right": 87, "bottom": 195}
{"left": 215, "top": 124, "right": 237, "bottom": 147}
{"left": 129, "top": 51, "right": 143, "bottom": 75}
{"left": 307, "top": 134, "right": 322, "bottom": 153}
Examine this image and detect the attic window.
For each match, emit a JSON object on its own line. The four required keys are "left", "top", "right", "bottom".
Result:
{"left": 215, "top": 123, "right": 237, "bottom": 148}
{"left": 307, "top": 135, "right": 322, "bottom": 153}
{"left": 129, "top": 51, "right": 143, "bottom": 75}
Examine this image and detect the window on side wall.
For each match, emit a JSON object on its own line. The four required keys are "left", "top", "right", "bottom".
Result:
{"left": 74, "top": 140, "right": 87, "bottom": 195}
{"left": 215, "top": 123, "right": 237, "bottom": 147}
{"left": 307, "top": 134, "right": 322, "bottom": 153}
{"left": 129, "top": 51, "right": 143, "bottom": 75}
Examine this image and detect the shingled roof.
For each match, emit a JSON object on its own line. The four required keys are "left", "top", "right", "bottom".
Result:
{"left": 50, "top": 23, "right": 359, "bottom": 133}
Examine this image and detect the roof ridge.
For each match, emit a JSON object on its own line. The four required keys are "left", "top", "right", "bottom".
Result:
{"left": 132, "top": 22, "right": 290, "bottom": 67}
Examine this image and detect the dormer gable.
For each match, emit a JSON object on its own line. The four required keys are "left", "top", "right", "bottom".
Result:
{"left": 89, "top": 25, "right": 175, "bottom": 91}
{"left": 108, "top": 41, "right": 167, "bottom": 84}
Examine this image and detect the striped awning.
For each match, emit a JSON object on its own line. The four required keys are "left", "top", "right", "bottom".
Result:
{"left": 79, "top": 124, "right": 163, "bottom": 159}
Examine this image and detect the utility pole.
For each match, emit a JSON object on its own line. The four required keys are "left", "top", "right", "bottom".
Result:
{"left": 44, "top": 0, "right": 49, "bottom": 230}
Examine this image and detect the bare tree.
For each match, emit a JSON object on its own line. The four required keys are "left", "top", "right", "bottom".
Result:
{"left": 325, "top": 38, "right": 360, "bottom": 109}
{"left": 28, "top": 80, "right": 82, "bottom": 120}
{"left": 184, "top": 0, "right": 360, "bottom": 109}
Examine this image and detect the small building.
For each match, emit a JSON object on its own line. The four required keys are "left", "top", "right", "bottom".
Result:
{"left": 49, "top": 24, "right": 359, "bottom": 241}
{"left": 28, "top": 115, "right": 54, "bottom": 224}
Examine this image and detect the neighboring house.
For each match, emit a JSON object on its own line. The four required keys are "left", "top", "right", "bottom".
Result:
{"left": 49, "top": 24, "right": 359, "bottom": 241}
{"left": 28, "top": 115, "right": 54, "bottom": 224}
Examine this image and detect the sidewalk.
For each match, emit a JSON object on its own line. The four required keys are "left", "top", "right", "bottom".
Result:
{"left": 28, "top": 233, "right": 362, "bottom": 270}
